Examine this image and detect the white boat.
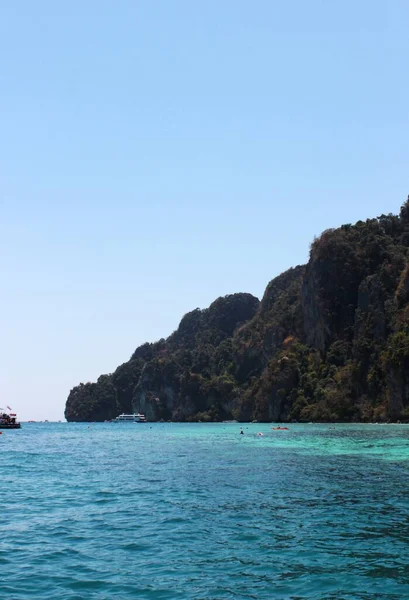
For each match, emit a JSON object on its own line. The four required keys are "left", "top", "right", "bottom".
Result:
{"left": 114, "top": 413, "right": 147, "bottom": 423}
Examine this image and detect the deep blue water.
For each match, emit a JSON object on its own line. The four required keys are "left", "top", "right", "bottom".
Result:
{"left": 2, "top": 422, "right": 409, "bottom": 599}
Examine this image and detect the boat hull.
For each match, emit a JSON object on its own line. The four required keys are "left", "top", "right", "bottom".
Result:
{"left": 113, "top": 419, "right": 147, "bottom": 423}
{"left": 0, "top": 423, "right": 21, "bottom": 429}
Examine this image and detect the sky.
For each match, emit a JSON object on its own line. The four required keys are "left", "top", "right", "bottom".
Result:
{"left": 1, "top": 1, "right": 408, "bottom": 421}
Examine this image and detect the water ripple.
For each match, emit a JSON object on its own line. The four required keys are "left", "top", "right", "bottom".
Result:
{"left": 2, "top": 422, "right": 409, "bottom": 598}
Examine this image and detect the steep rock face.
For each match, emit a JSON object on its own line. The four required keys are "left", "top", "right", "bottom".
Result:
{"left": 252, "top": 355, "right": 301, "bottom": 422}
{"left": 395, "top": 263, "right": 409, "bottom": 308}
{"left": 132, "top": 359, "right": 181, "bottom": 421}
{"left": 111, "top": 359, "right": 145, "bottom": 415}
{"left": 131, "top": 293, "right": 260, "bottom": 421}
{"left": 386, "top": 368, "right": 408, "bottom": 420}
{"left": 301, "top": 260, "right": 329, "bottom": 352}
{"left": 382, "top": 327, "right": 409, "bottom": 419}
{"left": 354, "top": 275, "right": 386, "bottom": 349}
{"left": 65, "top": 198, "right": 409, "bottom": 423}
{"left": 132, "top": 364, "right": 240, "bottom": 422}
{"left": 385, "top": 262, "right": 409, "bottom": 417}
{"left": 300, "top": 226, "right": 368, "bottom": 352}
{"left": 234, "top": 267, "right": 304, "bottom": 382}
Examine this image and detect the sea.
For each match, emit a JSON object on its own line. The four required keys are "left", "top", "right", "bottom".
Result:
{"left": 2, "top": 422, "right": 409, "bottom": 600}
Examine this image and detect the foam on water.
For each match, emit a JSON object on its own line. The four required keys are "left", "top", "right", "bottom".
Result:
{"left": 2, "top": 422, "right": 409, "bottom": 599}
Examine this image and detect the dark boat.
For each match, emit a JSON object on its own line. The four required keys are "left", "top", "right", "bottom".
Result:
{"left": 0, "top": 411, "right": 21, "bottom": 429}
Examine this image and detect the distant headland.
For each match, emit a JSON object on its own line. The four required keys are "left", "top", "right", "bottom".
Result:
{"left": 65, "top": 197, "right": 409, "bottom": 423}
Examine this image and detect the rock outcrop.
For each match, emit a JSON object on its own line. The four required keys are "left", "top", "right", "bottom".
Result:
{"left": 65, "top": 197, "right": 409, "bottom": 423}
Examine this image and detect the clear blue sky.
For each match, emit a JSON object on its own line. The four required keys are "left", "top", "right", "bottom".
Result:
{"left": 1, "top": 1, "right": 408, "bottom": 420}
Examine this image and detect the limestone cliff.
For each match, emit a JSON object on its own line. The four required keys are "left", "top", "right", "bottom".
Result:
{"left": 65, "top": 197, "right": 409, "bottom": 423}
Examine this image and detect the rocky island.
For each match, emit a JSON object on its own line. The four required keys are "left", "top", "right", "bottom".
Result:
{"left": 65, "top": 198, "right": 409, "bottom": 423}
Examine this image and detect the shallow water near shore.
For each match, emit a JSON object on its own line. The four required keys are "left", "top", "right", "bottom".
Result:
{"left": 2, "top": 422, "right": 409, "bottom": 599}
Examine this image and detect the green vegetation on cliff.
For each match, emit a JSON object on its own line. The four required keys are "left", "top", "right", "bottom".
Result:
{"left": 65, "top": 197, "right": 409, "bottom": 423}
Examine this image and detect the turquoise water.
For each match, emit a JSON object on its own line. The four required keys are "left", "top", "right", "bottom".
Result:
{"left": 2, "top": 423, "right": 409, "bottom": 599}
